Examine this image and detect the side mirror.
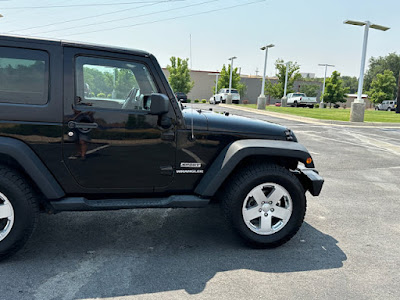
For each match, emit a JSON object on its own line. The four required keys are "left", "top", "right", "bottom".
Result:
{"left": 149, "top": 93, "right": 169, "bottom": 115}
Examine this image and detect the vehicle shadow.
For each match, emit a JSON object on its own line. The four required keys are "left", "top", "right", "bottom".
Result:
{"left": 2, "top": 205, "right": 347, "bottom": 299}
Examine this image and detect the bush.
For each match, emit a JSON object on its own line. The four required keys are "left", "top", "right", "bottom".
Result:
{"left": 333, "top": 104, "right": 340, "bottom": 109}
{"left": 194, "top": 99, "right": 199, "bottom": 103}
{"left": 201, "top": 99, "right": 207, "bottom": 103}
{"left": 343, "top": 104, "right": 347, "bottom": 109}
{"left": 89, "top": 92, "right": 95, "bottom": 98}
{"left": 97, "top": 92, "right": 106, "bottom": 98}
{"left": 315, "top": 104, "right": 319, "bottom": 108}
{"left": 242, "top": 100, "right": 249, "bottom": 104}
{"left": 107, "top": 94, "right": 112, "bottom": 98}
{"left": 187, "top": 99, "right": 191, "bottom": 103}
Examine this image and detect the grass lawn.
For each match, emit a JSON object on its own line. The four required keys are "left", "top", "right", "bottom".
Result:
{"left": 238, "top": 105, "right": 400, "bottom": 123}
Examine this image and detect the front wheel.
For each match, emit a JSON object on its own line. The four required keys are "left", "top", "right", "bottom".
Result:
{"left": 221, "top": 163, "right": 306, "bottom": 248}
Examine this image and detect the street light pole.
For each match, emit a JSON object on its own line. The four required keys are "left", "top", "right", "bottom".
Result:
{"left": 227, "top": 56, "right": 237, "bottom": 104}
{"left": 276, "top": 61, "right": 291, "bottom": 107}
{"left": 215, "top": 73, "right": 219, "bottom": 94}
{"left": 208, "top": 72, "right": 220, "bottom": 100}
{"left": 318, "top": 63, "right": 335, "bottom": 108}
{"left": 257, "top": 44, "right": 274, "bottom": 109}
{"left": 283, "top": 62, "right": 289, "bottom": 98}
{"left": 344, "top": 20, "right": 390, "bottom": 121}
{"left": 356, "top": 21, "right": 370, "bottom": 104}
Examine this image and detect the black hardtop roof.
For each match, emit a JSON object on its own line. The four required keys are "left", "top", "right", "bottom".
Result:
{"left": 0, "top": 34, "right": 151, "bottom": 57}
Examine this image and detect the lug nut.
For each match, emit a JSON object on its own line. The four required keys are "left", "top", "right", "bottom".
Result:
{"left": 268, "top": 201, "right": 272, "bottom": 204}
{"left": 259, "top": 208, "right": 262, "bottom": 212}
{"left": 261, "top": 201, "right": 265, "bottom": 204}
{"left": 264, "top": 213, "right": 268, "bottom": 217}
{"left": 270, "top": 208, "right": 274, "bottom": 212}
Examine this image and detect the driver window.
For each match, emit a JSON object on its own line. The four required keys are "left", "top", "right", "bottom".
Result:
{"left": 75, "top": 56, "right": 158, "bottom": 110}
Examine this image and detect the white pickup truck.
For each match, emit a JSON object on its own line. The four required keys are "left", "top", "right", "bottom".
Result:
{"left": 285, "top": 93, "right": 317, "bottom": 108}
{"left": 211, "top": 88, "right": 241, "bottom": 104}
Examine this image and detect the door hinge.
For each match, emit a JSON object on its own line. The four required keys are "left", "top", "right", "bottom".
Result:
{"left": 161, "top": 131, "right": 175, "bottom": 141}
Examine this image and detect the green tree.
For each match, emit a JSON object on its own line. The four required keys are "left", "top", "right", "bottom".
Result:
{"left": 322, "top": 71, "right": 349, "bottom": 107}
{"left": 364, "top": 53, "right": 400, "bottom": 98}
{"left": 115, "top": 69, "right": 138, "bottom": 98}
{"left": 299, "top": 84, "right": 319, "bottom": 97}
{"left": 302, "top": 77, "right": 323, "bottom": 83}
{"left": 214, "top": 64, "right": 246, "bottom": 96}
{"left": 341, "top": 76, "right": 358, "bottom": 94}
{"left": 166, "top": 57, "right": 194, "bottom": 94}
{"left": 83, "top": 67, "right": 113, "bottom": 96}
{"left": 367, "top": 69, "right": 397, "bottom": 104}
{"left": 265, "top": 59, "right": 302, "bottom": 98}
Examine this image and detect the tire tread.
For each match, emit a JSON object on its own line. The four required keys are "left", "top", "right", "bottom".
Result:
{"left": 221, "top": 162, "right": 306, "bottom": 248}
{"left": 0, "top": 166, "right": 39, "bottom": 261}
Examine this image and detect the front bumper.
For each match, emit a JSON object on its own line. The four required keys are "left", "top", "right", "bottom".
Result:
{"left": 296, "top": 166, "right": 324, "bottom": 196}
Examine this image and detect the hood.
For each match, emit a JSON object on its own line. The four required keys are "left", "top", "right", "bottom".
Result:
{"left": 182, "top": 108, "right": 290, "bottom": 139}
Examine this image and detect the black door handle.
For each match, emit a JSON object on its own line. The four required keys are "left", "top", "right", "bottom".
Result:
{"left": 68, "top": 121, "right": 98, "bottom": 129}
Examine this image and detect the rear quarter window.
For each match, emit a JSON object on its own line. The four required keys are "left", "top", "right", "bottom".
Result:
{"left": 0, "top": 47, "right": 49, "bottom": 105}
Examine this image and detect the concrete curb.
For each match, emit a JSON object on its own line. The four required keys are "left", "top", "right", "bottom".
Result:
{"left": 218, "top": 104, "right": 400, "bottom": 128}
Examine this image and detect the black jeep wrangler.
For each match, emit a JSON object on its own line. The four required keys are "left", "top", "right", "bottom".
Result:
{"left": 0, "top": 35, "right": 323, "bottom": 260}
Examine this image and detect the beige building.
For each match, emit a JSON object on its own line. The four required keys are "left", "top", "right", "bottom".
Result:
{"left": 163, "top": 68, "right": 323, "bottom": 104}
{"left": 343, "top": 94, "right": 374, "bottom": 109}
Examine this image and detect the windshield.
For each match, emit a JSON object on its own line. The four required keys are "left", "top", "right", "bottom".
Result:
{"left": 293, "top": 93, "right": 306, "bottom": 97}
{"left": 228, "top": 89, "right": 239, "bottom": 93}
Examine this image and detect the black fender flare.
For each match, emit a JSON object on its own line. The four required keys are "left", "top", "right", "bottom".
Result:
{"left": 195, "top": 139, "right": 314, "bottom": 197}
{"left": 0, "top": 137, "right": 65, "bottom": 199}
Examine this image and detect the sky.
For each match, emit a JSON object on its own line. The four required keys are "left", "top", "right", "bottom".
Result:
{"left": 0, "top": 0, "right": 399, "bottom": 78}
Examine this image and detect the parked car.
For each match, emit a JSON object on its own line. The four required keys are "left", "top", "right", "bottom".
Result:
{"left": 0, "top": 35, "right": 323, "bottom": 260}
{"left": 275, "top": 102, "right": 281, "bottom": 107}
{"left": 175, "top": 92, "right": 187, "bottom": 103}
{"left": 375, "top": 100, "right": 397, "bottom": 111}
{"left": 212, "top": 88, "right": 240, "bottom": 104}
{"left": 284, "top": 93, "right": 317, "bottom": 108}
{"left": 209, "top": 96, "right": 218, "bottom": 104}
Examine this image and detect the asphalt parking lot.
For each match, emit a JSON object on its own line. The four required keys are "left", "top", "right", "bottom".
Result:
{"left": 1, "top": 104, "right": 399, "bottom": 300}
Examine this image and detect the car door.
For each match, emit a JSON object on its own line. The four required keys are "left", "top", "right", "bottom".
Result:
{"left": 62, "top": 47, "right": 176, "bottom": 192}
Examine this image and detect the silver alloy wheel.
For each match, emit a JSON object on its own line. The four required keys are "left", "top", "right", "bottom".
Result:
{"left": 0, "top": 192, "right": 15, "bottom": 242}
{"left": 242, "top": 183, "right": 293, "bottom": 235}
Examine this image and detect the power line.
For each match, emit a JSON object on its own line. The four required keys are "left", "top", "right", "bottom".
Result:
{"left": 1, "top": 1, "right": 178, "bottom": 9}
{"left": 7, "top": 0, "right": 184, "bottom": 33}
{"left": 31, "top": 0, "right": 219, "bottom": 35}
{"left": 0, "top": 0, "right": 69, "bottom": 27}
{"left": 59, "top": 0, "right": 266, "bottom": 37}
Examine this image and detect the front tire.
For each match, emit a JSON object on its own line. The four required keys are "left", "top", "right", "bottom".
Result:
{"left": 0, "top": 166, "right": 38, "bottom": 261}
{"left": 222, "top": 163, "right": 306, "bottom": 248}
